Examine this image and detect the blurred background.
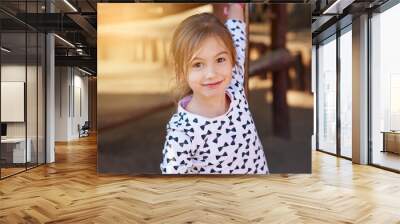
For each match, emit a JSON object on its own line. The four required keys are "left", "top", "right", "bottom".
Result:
{"left": 97, "top": 3, "right": 312, "bottom": 174}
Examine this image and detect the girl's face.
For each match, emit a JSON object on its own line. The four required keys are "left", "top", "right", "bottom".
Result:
{"left": 187, "top": 36, "right": 233, "bottom": 98}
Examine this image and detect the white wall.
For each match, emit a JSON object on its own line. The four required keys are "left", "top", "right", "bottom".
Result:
{"left": 1, "top": 63, "right": 46, "bottom": 164}
{"left": 1, "top": 65, "right": 26, "bottom": 143}
{"left": 55, "top": 67, "right": 89, "bottom": 141}
{"left": 72, "top": 73, "right": 89, "bottom": 138}
{"left": 1, "top": 82, "right": 25, "bottom": 122}
{"left": 1, "top": 65, "right": 36, "bottom": 137}
{"left": 1, "top": 65, "right": 26, "bottom": 129}
{"left": 55, "top": 66, "right": 69, "bottom": 141}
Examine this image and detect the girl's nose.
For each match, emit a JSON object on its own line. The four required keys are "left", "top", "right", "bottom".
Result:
{"left": 205, "top": 66, "right": 216, "bottom": 79}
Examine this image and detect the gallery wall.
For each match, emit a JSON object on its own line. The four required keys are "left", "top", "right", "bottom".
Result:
{"left": 55, "top": 67, "right": 89, "bottom": 141}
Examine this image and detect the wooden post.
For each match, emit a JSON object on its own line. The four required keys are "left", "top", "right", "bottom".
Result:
{"left": 142, "top": 39, "right": 146, "bottom": 62}
{"left": 151, "top": 39, "right": 158, "bottom": 62}
{"left": 213, "top": 4, "right": 226, "bottom": 22}
{"left": 132, "top": 38, "right": 137, "bottom": 61}
{"left": 294, "top": 52, "right": 306, "bottom": 91}
{"left": 163, "top": 39, "right": 169, "bottom": 67}
{"left": 271, "top": 5, "right": 290, "bottom": 138}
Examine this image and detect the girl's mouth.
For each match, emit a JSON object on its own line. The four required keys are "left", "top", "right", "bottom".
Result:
{"left": 202, "top": 79, "right": 224, "bottom": 88}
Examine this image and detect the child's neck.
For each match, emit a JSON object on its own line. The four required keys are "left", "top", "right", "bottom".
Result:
{"left": 186, "top": 92, "right": 230, "bottom": 118}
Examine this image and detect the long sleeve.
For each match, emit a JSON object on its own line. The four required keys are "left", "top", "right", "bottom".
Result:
{"left": 160, "top": 129, "right": 194, "bottom": 174}
{"left": 225, "top": 19, "right": 247, "bottom": 86}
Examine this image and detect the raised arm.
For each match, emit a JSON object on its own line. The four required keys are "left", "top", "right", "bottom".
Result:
{"left": 224, "top": 3, "right": 246, "bottom": 87}
{"left": 227, "top": 3, "right": 244, "bottom": 21}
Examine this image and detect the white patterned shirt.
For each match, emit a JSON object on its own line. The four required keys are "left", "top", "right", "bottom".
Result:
{"left": 160, "top": 19, "right": 269, "bottom": 174}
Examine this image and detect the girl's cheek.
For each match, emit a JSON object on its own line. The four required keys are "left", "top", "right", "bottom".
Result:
{"left": 221, "top": 64, "right": 233, "bottom": 77}
{"left": 187, "top": 71, "right": 202, "bottom": 85}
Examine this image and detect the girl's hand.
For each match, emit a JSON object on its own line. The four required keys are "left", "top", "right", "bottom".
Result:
{"left": 224, "top": 3, "right": 245, "bottom": 21}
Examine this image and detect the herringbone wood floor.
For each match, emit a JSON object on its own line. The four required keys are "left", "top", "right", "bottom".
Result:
{"left": 1, "top": 134, "right": 400, "bottom": 224}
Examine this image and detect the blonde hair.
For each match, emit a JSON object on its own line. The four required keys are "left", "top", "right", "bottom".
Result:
{"left": 170, "top": 12, "right": 237, "bottom": 101}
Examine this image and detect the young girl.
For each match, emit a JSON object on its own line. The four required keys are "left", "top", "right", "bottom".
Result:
{"left": 160, "top": 4, "right": 269, "bottom": 174}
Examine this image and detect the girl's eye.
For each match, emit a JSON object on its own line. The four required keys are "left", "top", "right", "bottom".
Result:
{"left": 192, "top": 62, "right": 203, "bottom": 69}
{"left": 217, "top": 57, "right": 226, "bottom": 63}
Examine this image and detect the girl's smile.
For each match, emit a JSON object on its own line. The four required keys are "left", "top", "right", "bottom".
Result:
{"left": 201, "top": 79, "right": 225, "bottom": 88}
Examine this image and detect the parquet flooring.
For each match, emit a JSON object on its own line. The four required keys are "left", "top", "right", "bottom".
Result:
{"left": 1, "top": 167, "right": 26, "bottom": 178}
{"left": 1, "top": 134, "right": 399, "bottom": 223}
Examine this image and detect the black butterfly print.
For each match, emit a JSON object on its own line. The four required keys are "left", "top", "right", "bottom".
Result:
{"left": 168, "top": 136, "right": 178, "bottom": 142}
{"left": 177, "top": 151, "right": 188, "bottom": 157}
{"left": 166, "top": 157, "right": 176, "bottom": 163}
{"left": 199, "top": 149, "right": 210, "bottom": 155}
{"left": 179, "top": 140, "right": 188, "bottom": 147}
{"left": 226, "top": 127, "right": 236, "bottom": 133}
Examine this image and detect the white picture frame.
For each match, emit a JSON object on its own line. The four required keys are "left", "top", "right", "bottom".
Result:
{"left": 1, "top": 81, "right": 25, "bottom": 122}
